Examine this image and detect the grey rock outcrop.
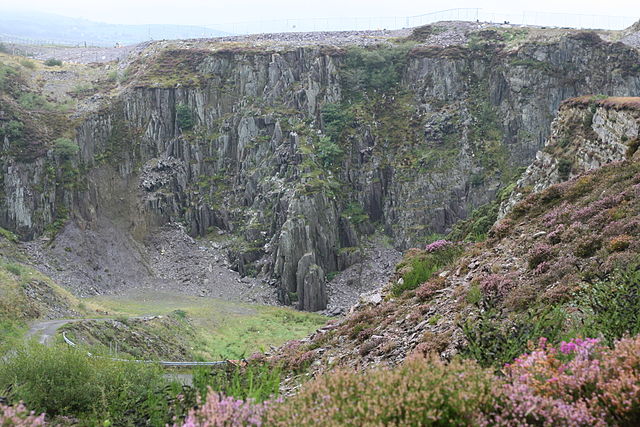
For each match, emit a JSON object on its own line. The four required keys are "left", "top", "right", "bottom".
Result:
{"left": 3, "top": 31, "right": 640, "bottom": 310}
{"left": 500, "top": 98, "right": 640, "bottom": 217}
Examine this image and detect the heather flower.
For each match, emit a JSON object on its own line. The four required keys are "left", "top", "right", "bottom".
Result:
{"left": 0, "top": 403, "right": 45, "bottom": 426}
{"left": 425, "top": 239, "right": 453, "bottom": 252}
{"left": 528, "top": 243, "right": 553, "bottom": 269}
{"left": 415, "top": 276, "right": 446, "bottom": 301}
{"left": 480, "top": 274, "right": 514, "bottom": 301}
{"left": 489, "top": 219, "right": 513, "bottom": 239}
{"left": 484, "top": 336, "right": 640, "bottom": 426}
{"left": 175, "top": 389, "right": 268, "bottom": 427}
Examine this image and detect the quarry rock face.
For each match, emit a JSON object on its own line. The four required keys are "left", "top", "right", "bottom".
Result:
{"left": 3, "top": 32, "right": 640, "bottom": 310}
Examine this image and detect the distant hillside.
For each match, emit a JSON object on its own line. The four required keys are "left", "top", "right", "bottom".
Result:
{"left": 0, "top": 10, "right": 229, "bottom": 47}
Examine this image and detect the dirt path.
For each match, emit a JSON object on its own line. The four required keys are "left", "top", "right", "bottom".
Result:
{"left": 26, "top": 317, "right": 149, "bottom": 345}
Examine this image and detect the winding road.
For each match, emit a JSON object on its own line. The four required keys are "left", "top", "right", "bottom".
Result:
{"left": 25, "top": 317, "right": 234, "bottom": 385}
{"left": 26, "top": 318, "right": 99, "bottom": 345}
{"left": 26, "top": 317, "right": 149, "bottom": 345}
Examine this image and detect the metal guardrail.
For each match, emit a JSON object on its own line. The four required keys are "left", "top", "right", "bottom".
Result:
{"left": 62, "top": 331, "right": 229, "bottom": 367}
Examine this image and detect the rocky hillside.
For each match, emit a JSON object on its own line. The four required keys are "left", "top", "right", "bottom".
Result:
{"left": 271, "top": 96, "right": 640, "bottom": 375}
{"left": 500, "top": 96, "right": 640, "bottom": 216}
{"left": 2, "top": 23, "right": 640, "bottom": 311}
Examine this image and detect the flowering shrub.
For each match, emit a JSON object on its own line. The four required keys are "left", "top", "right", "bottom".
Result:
{"left": 479, "top": 274, "right": 514, "bottom": 302}
{"left": 415, "top": 276, "right": 446, "bottom": 301}
{"left": 175, "top": 389, "right": 269, "bottom": 427}
{"left": 528, "top": 243, "right": 553, "bottom": 269}
{"left": 179, "top": 336, "right": 640, "bottom": 426}
{"left": 263, "top": 355, "right": 497, "bottom": 426}
{"left": 0, "top": 403, "right": 45, "bottom": 426}
{"left": 547, "top": 223, "right": 566, "bottom": 244}
{"left": 489, "top": 218, "right": 513, "bottom": 239}
{"left": 425, "top": 239, "right": 453, "bottom": 252}
{"left": 608, "top": 234, "right": 632, "bottom": 252}
{"left": 484, "top": 336, "right": 640, "bottom": 426}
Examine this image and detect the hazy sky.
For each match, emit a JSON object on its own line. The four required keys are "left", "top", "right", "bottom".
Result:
{"left": 5, "top": 0, "right": 640, "bottom": 26}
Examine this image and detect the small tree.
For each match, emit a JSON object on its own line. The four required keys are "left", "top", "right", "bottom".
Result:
{"left": 53, "top": 137, "right": 79, "bottom": 158}
{"left": 44, "top": 58, "right": 62, "bottom": 67}
{"left": 316, "top": 136, "right": 343, "bottom": 168}
{"left": 176, "top": 103, "right": 194, "bottom": 131}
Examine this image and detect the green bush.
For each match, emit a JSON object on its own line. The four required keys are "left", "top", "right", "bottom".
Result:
{"left": 321, "top": 103, "right": 354, "bottom": 142}
{"left": 341, "top": 202, "right": 369, "bottom": 225}
{"left": 44, "top": 58, "right": 62, "bottom": 67}
{"left": 53, "top": 137, "right": 79, "bottom": 158}
{"left": 574, "top": 265, "right": 640, "bottom": 345}
{"left": 0, "top": 120, "right": 24, "bottom": 140}
{"left": 193, "top": 363, "right": 281, "bottom": 402}
{"left": 0, "top": 227, "right": 18, "bottom": 242}
{"left": 392, "top": 245, "right": 463, "bottom": 296}
{"left": 3, "top": 263, "right": 24, "bottom": 276}
{"left": 17, "top": 93, "right": 50, "bottom": 110}
{"left": 264, "top": 355, "right": 497, "bottom": 426}
{"left": 315, "top": 135, "right": 343, "bottom": 168}
{"left": 461, "top": 306, "right": 566, "bottom": 368}
{"left": 176, "top": 103, "right": 194, "bottom": 131}
{"left": 0, "top": 344, "right": 168, "bottom": 423}
{"left": 557, "top": 158, "right": 572, "bottom": 180}
{"left": 19, "top": 59, "right": 36, "bottom": 70}
{"left": 341, "top": 44, "right": 413, "bottom": 97}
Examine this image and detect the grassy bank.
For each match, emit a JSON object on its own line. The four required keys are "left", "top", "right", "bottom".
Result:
{"left": 83, "top": 290, "right": 327, "bottom": 359}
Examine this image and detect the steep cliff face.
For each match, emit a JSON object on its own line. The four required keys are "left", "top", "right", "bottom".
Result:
{"left": 272, "top": 95, "right": 640, "bottom": 372}
{"left": 2, "top": 28, "right": 640, "bottom": 310}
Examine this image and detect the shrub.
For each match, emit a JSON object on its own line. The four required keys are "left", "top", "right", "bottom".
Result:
{"left": 18, "top": 59, "right": 36, "bottom": 70}
{"left": 17, "top": 93, "right": 49, "bottom": 110}
{"left": 415, "top": 276, "right": 446, "bottom": 301}
{"left": 461, "top": 306, "right": 566, "bottom": 368}
{"left": 574, "top": 237, "right": 602, "bottom": 258}
{"left": 0, "top": 344, "right": 168, "bottom": 423}
{"left": 479, "top": 274, "right": 514, "bottom": 302}
{"left": 392, "top": 244, "right": 462, "bottom": 296}
{"left": 264, "top": 355, "right": 497, "bottom": 426}
{"left": 574, "top": 264, "right": 640, "bottom": 345}
{"left": 608, "top": 234, "right": 632, "bottom": 252}
{"left": 321, "top": 102, "right": 354, "bottom": 142}
{"left": 315, "top": 135, "right": 343, "bottom": 168}
{"left": 4, "top": 262, "right": 24, "bottom": 276}
{"left": 53, "top": 137, "right": 79, "bottom": 158}
{"left": 174, "top": 389, "right": 269, "bottom": 427}
{"left": 341, "top": 44, "right": 413, "bottom": 97}
{"left": 557, "top": 158, "right": 572, "bottom": 180}
{"left": 175, "top": 103, "right": 194, "bottom": 131}
{"left": 0, "top": 227, "right": 18, "bottom": 242}
{"left": 528, "top": 243, "right": 553, "bottom": 269}
{"left": 0, "top": 402, "right": 45, "bottom": 426}
{"left": 466, "top": 282, "right": 482, "bottom": 305}
{"left": 43, "top": 58, "right": 62, "bottom": 67}
{"left": 484, "top": 336, "right": 640, "bottom": 426}
{"left": 626, "top": 137, "right": 640, "bottom": 159}
{"left": 425, "top": 239, "right": 453, "bottom": 252}
{"left": 489, "top": 218, "right": 513, "bottom": 240}
{"left": 193, "top": 363, "right": 281, "bottom": 403}
{"left": 0, "top": 120, "right": 24, "bottom": 140}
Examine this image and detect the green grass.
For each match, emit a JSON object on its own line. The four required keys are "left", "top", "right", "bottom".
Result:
{"left": 85, "top": 290, "right": 327, "bottom": 360}
{"left": 193, "top": 363, "right": 281, "bottom": 402}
